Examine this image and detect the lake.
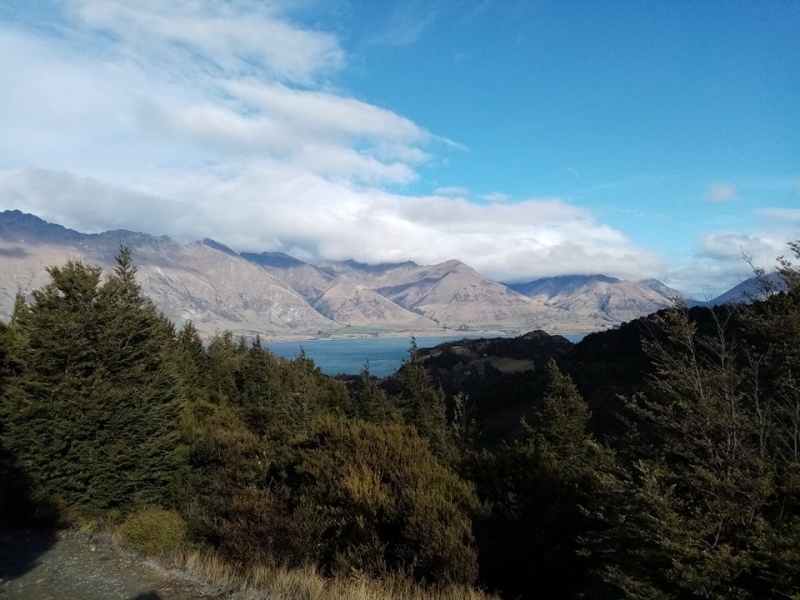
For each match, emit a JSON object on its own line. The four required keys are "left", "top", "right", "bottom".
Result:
{"left": 265, "top": 333, "right": 585, "bottom": 377}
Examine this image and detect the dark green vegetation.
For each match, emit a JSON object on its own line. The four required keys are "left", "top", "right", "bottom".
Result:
{"left": 2, "top": 243, "right": 800, "bottom": 599}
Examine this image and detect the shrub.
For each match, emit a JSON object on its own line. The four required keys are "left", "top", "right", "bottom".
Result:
{"left": 117, "top": 507, "right": 187, "bottom": 555}
{"left": 274, "top": 417, "right": 480, "bottom": 584}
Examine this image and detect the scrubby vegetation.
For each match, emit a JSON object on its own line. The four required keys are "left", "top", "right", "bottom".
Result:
{"left": 117, "top": 507, "right": 187, "bottom": 555}
{"left": 2, "top": 242, "right": 800, "bottom": 599}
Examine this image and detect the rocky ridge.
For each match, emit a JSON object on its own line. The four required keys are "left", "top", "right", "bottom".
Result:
{"left": 509, "top": 274, "right": 674, "bottom": 324}
{"left": 0, "top": 210, "right": 745, "bottom": 338}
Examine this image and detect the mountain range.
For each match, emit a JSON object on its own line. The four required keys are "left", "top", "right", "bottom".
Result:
{"left": 0, "top": 210, "right": 770, "bottom": 338}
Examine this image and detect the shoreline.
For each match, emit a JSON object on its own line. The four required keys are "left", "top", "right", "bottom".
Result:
{"left": 203, "top": 327, "right": 600, "bottom": 344}
{"left": 188, "top": 318, "right": 616, "bottom": 345}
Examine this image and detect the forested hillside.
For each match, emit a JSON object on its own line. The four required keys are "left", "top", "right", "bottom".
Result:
{"left": 1, "top": 243, "right": 799, "bottom": 599}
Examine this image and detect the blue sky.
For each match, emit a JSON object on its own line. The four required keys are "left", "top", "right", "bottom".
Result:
{"left": 0, "top": 1, "right": 797, "bottom": 297}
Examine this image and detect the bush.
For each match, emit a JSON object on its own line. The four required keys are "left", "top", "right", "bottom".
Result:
{"left": 117, "top": 507, "right": 187, "bottom": 555}
{"left": 274, "top": 417, "right": 480, "bottom": 584}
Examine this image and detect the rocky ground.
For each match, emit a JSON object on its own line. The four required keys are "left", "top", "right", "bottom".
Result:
{"left": 0, "top": 528, "right": 221, "bottom": 600}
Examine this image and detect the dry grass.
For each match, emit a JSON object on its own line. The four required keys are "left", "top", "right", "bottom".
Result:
{"left": 158, "top": 548, "right": 499, "bottom": 600}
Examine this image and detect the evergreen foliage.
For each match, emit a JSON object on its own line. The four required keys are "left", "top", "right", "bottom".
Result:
{"left": 352, "top": 362, "right": 398, "bottom": 424}
{"left": 169, "top": 320, "right": 208, "bottom": 399}
{"left": 596, "top": 297, "right": 800, "bottom": 599}
{"left": 1, "top": 249, "right": 182, "bottom": 511}
{"left": 393, "top": 338, "right": 456, "bottom": 464}
{"left": 117, "top": 506, "right": 187, "bottom": 555}
{"left": 470, "top": 361, "right": 613, "bottom": 599}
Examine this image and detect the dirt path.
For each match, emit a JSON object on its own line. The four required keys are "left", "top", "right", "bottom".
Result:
{"left": 0, "top": 529, "right": 222, "bottom": 600}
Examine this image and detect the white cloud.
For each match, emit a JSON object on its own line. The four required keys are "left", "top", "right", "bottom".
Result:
{"left": 67, "top": 0, "right": 344, "bottom": 84}
{"left": 0, "top": 2, "right": 435, "bottom": 186}
{"left": 697, "top": 232, "right": 783, "bottom": 263}
{"left": 434, "top": 186, "right": 469, "bottom": 197}
{"left": 665, "top": 208, "right": 800, "bottom": 297}
{"left": 0, "top": 168, "right": 196, "bottom": 236}
{"left": 224, "top": 81, "right": 427, "bottom": 142}
{"left": 368, "top": 3, "right": 438, "bottom": 46}
{"left": 0, "top": 2, "right": 669, "bottom": 288}
{"left": 705, "top": 182, "right": 738, "bottom": 202}
{"left": 755, "top": 208, "right": 800, "bottom": 225}
{"left": 482, "top": 192, "right": 510, "bottom": 203}
{"left": 0, "top": 167, "right": 665, "bottom": 283}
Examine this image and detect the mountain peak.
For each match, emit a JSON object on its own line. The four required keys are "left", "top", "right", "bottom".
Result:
{"left": 241, "top": 251, "right": 309, "bottom": 268}
{"left": 705, "top": 272, "right": 787, "bottom": 306}
{"left": 0, "top": 209, "right": 83, "bottom": 243}
{"left": 637, "top": 278, "right": 685, "bottom": 299}
{"left": 441, "top": 258, "right": 468, "bottom": 269}
{"left": 338, "top": 258, "right": 419, "bottom": 273}
{"left": 0, "top": 210, "right": 767, "bottom": 337}
{"left": 202, "top": 238, "right": 239, "bottom": 257}
{"left": 508, "top": 274, "right": 620, "bottom": 298}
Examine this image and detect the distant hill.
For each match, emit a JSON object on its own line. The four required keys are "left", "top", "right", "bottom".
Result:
{"left": 312, "top": 275, "right": 435, "bottom": 328}
{"left": 0, "top": 211, "right": 337, "bottom": 337}
{"left": 0, "top": 209, "right": 769, "bottom": 338}
{"left": 637, "top": 278, "right": 689, "bottom": 300}
{"left": 241, "top": 251, "right": 334, "bottom": 303}
{"left": 702, "top": 272, "right": 787, "bottom": 306}
{"left": 508, "top": 274, "right": 674, "bottom": 324}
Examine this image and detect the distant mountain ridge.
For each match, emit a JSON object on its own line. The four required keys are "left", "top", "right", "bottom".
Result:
{"left": 700, "top": 272, "right": 787, "bottom": 306}
{"left": 508, "top": 274, "right": 676, "bottom": 324}
{"left": 0, "top": 210, "right": 774, "bottom": 338}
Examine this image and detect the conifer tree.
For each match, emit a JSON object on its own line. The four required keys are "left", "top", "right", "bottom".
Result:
{"left": 597, "top": 303, "right": 785, "bottom": 599}
{"left": 2, "top": 248, "right": 183, "bottom": 510}
{"left": 533, "top": 360, "right": 594, "bottom": 471}
{"left": 353, "top": 362, "right": 396, "bottom": 423}
{"left": 450, "top": 391, "right": 476, "bottom": 453}
{"left": 470, "top": 360, "right": 612, "bottom": 600}
{"left": 393, "top": 337, "right": 455, "bottom": 463}
{"left": 205, "top": 330, "right": 242, "bottom": 402}
{"left": 0, "top": 320, "right": 29, "bottom": 520}
{"left": 169, "top": 320, "right": 208, "bottom": 399}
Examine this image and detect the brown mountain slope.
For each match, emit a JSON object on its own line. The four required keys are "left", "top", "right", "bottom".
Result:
{"left": 510, "top": 275, "right": 673, "bottom": 324}
{"left": 0, "top": 214, "right": 340, "bottom": 336}
{"left": 312, "top": 275, "right": 437, "bottom": 328}
{"left": 370, "top": 260, "right": 566, "bottom": 330}
{"left": 241, "top": 250, "right": 334, "bottom": 302}
{"left": 131, "top": 242, "right": 339, "bottom": 335}
{"left": 1, "top": 211, "right": 700, "bottom": 337}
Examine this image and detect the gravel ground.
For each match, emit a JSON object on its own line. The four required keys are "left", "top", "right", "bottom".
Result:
{"left": 0, "top": 528, "right": 223, "bottom": 600}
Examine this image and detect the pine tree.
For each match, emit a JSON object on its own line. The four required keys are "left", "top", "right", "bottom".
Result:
{"left": 205, "top": 330, "right": 242, "bottom": 402}
{"left": 533, "top": 360, "right": 594, "bottom": 471}
{"left": 2, "top": 248, "right": 183, "bottom": 510}
{"left": 598, "top": 303, "right": 781, "bottom": 599}
{"left": 470, "top": 360, "right": 613, "bottom": 599}
{"left": 169, "top": 320, "right": 208, "bottom": 399}
{"left": 393, "top": 337, "right": 455, "bottom": 463}
{"left": 353, "top": 362, "right": 396, "bottom": 423}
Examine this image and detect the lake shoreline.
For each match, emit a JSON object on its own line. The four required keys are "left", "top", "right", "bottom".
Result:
{"left": 262, "top": 333, "right": 587, "bottom": 377}
{"left": 231, "top": 326, "right": 602, "bottom": 344}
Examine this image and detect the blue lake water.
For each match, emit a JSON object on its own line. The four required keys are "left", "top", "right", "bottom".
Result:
{"left": 265, "top": 333, "right": 585, "bottom": 377}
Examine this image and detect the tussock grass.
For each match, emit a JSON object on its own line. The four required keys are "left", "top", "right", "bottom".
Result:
{"left": 160, "top": 548, "right": 498, "bottom": 600}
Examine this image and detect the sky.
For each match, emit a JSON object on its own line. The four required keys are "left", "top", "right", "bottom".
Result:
{"left": 0, "top": 0, "right": 798, "bottom": 298}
